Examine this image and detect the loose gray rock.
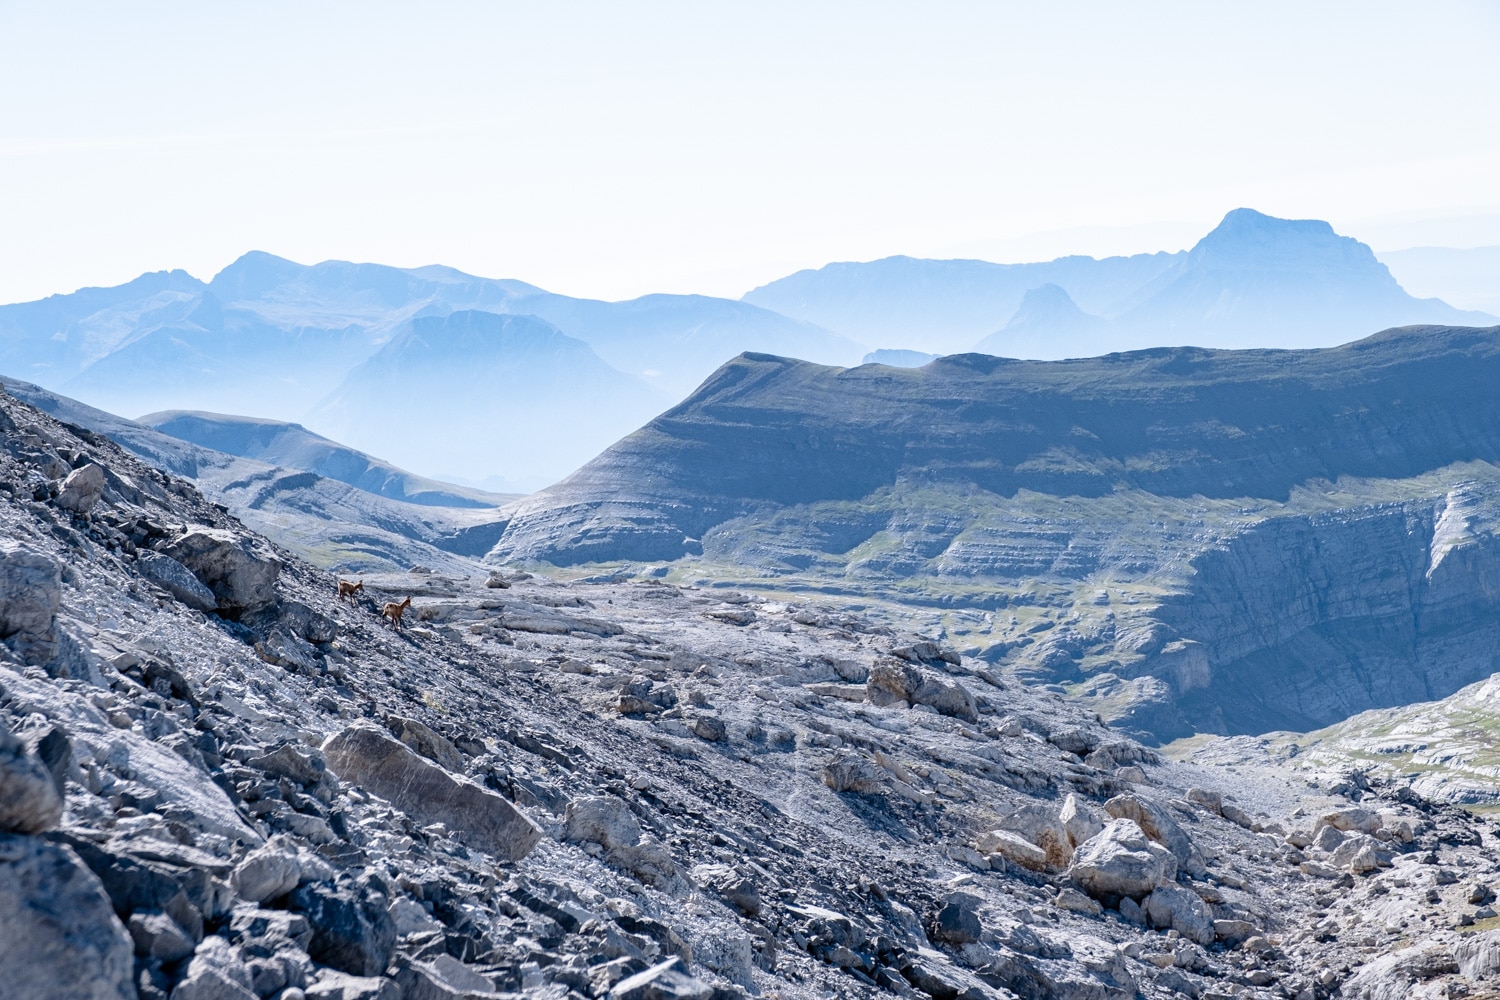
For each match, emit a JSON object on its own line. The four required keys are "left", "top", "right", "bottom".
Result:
{"left": 247, "top": 743, "right": 327, "bottom": 787}
{"left": 231, "top": 841, "right": 302, "bottom": 903}
{"left": 1142, "top": 884, "right": 1214, "bottom": 945}
{"left": 609, "top": 956, "right": 712, "bottom": 999}
{"left": 0, "top": 541, "right": 61, "bottom": 663}
{"left": 691, "top": 862, "right": 762, "bottom": 917}
{"left": 138, "top": 550, "right": 218, "bottom": 611}
{"left": 1067, "top": 818, "right": 1177, "bottom": 901}
{"left": 128, "top": 911, "right": 197, "bottom": 962}
{"left": 163, "top": 528, "right": 281, "bottom": 615}
{"left": 0, "top": 726, "right": 64, "bottom": 833}
{"left": 291, "top": 881, "right": 397, "bottom": 979}
{"left": 0, "top": 834, "right": 136, "bottom": 1000}
{"left": 171, "top": 935, "right": 260, "bottom": 1000}
{"left": 304, "top": 974, "right": 400, "bottom": 1000}
{"left": 322, "top": 723, "right": 541, "bottom": 863}
{"left": 565, "top": 794, "right": 684, "bottom": 891}
{"left": 395, "top": 954, "right": 496, "bottom": 999}
{"left": 565, "top": 795, "right": 643, "bottom": 851}
{"left": 55, "top": 462, "right": 105, "bottom": 513}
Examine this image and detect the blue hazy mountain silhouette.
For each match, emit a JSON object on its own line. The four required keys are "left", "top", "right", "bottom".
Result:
{"left": 1107, "top": 208, "right": 1488, "bottom": 348}
{"left": 972, "top": 284, "right": 1109, "bottom": 359}
{"left": 0, "top": 254, "right": 860, "bottom": 487}
{"left": 745, "top": 209, "right": 1494, "bottom": 356}
{"left": 308, "top": 310, "right": 663, "bottom": 490}
{"left": 744, "top": 252, "right": 1182, "bottom": 355}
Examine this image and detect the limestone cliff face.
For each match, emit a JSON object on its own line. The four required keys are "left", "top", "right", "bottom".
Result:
{"left": 1126, "top": 496, "right": 1500, "bottom": 739}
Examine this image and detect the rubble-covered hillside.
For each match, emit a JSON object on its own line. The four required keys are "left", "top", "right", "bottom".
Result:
{"left": 7, "top": 381, "right": 1500, "bottom": 1000}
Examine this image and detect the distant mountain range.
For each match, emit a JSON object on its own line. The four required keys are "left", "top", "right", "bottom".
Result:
{"left": 746, "top": 209, "right": 1495, "bottom": 356}
{"left": 0, "top": 208, "right": 1491, "bottom": 489}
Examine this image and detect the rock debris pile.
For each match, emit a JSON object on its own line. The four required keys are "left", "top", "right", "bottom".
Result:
{"left": 5, "top": 381, "right": 1500, "bottom": 999}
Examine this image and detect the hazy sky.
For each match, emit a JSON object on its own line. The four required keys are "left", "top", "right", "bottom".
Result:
{"left": 2, "top": 1, "right": 1498, "bottom": 303}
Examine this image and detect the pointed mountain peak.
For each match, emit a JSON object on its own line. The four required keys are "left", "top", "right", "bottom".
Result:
{"left": 208, "top": 251, "right": 308, "bottom": 300}
{"left": 1188, "top": 209, "right": 1382, "bottom": 276}
{"left": 1004, "top": 283, "right": 1101, "bottom": 331}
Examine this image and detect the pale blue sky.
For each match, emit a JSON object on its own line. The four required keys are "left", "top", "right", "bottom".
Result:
{"left": 2, "top": 1, "right": 1497, "bottom": 302}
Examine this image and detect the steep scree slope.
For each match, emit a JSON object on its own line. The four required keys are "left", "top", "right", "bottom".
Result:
{"left": 8, "top": 379, "right": 1500, "bottom": 999}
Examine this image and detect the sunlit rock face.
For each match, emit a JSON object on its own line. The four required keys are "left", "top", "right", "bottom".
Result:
{"left": 493, "top": 325, "right": 1500, "bottom": 742}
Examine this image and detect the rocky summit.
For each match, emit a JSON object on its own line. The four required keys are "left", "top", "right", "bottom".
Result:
{"left": 8, "top": 366, "right": 1500, "bottom": 998}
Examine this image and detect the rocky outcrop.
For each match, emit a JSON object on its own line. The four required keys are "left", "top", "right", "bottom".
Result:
{"left": 0, "top": 835, "right": 137, "bottom": 1000}
{"left": 0, "top": 723, "right": 63, "bottom": 834}
{"left": 1067, "top": 819, "right": 1177, "bottom": 901}
{"left": 163, "top": 528, "right": 282, "bottom": 616}
{"left": 137, "top": 550, "right": 218, "bottom": 611}
{"left": 865, "top": 658, "right": 978, "bottom": 722}
{"left": 0, "top": 541, "right": 61, "bottom": 664}
{"left": 1139, "top": 498, "right": 1500, "bottom": 738}
{"left": 322, "top": 724, "right": 541, "bottom": 863}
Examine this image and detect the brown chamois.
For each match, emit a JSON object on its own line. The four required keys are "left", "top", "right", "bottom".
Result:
{"left": 336, "top": 579, "right": 364, "bottom": 602}
{"left": 382, "top": 595, "right": 412, "bottom": 630}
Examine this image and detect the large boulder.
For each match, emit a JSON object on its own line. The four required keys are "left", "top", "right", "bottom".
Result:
{"left": 162, "top": 529, "right": 281, "bottom": 616}
{"left": 866, "top": 658, "right": 923, "bottom": 708}
{"left": 137, "top": 551, "right": 217, "bottom": 612}
{"left": 0, "top": 834, "right": 136, "bottom": 1000}
{"left": 564, "top": 795, "right": 643, "bottom": 851}
{"left": 0, "top": 724, "right": 64, "bottom": 833}
{"left": 0, "top": 542, "right": 61, "bottom": 664}
{"left": 564, "top": 795, "right": 684, "bottom": 892}
{"left": 996, "top": 802, "right": 1072, "bottom": 867}
{"left": 1316, "top": 807, "right": 1382, "bottom": 835}
{"left": 55, "top": 462, "right": 105, "bottom": 513}
{"left": 322, "top": 723, "right": 541, "bottom": 863}
{"left": 976, "top": 828, "right": 1049, "bottom": 871}
{"left": 231, "top": 840, "right": 303, "bottom": 903}
{"left": 1067, "top": 819, "right": 1177, "bottom": 901}
{"left": 865, "top": 657, "right": 978, "bottom": 721}
{"left": 1059, "top": 793, "right": 1105, "bottom": 850}
{"left": 1142, "top": 885, "right": 1214, "bottom": 945}
{"left": 912, "top": 674, "right": 979, "bottom": 722}
{"left": 171, "top": 935, "right": 258, "bottom": 1000}
{"left": 291, "top": 881, "right": 397, "bottom": 979}
{"left": 1104, "top": 793, "right": 1203, "bottom": 874}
